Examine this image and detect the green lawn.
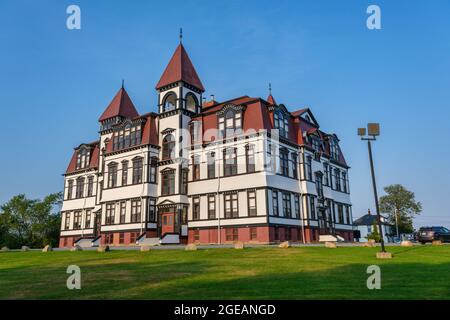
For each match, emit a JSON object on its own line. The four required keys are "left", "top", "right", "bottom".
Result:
{"left": 1, "top": 246, "right": 449, "bottom": 299}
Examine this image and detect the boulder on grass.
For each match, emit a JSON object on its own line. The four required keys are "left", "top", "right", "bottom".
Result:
{"left": 401, "top": 241, "right": 413, "bottom": 247}
{"left": 432, "top": 240, "right": 443, "bottom": 246}
{"left": 21, "top": 246, "right": 30, "bottom": 252}
{"left": 368, "top": 239, "right": 376, "bottom": 245}
{"left": 185, "top": 243, "right": 197, "bottom": 251}
{"left": 363, "top": 242, "right": 375, "bottom": 247}
{"left": 42, "top": 245, "right": 53, "bottom": 252}
{"left": 325, "top": 241, "right": 337, "bottom": 248}
{"left": 70, "top": 245, "right": 82, "bottom": 251}
{"left": 1, "top": 246, "right": 9, "bottom": 252}
{"left": 97, "top": 245, "right": 110, "bottom": 252}
{"left": 278, "top": 241, "right": 290, "bottom": 248}
{"left": 234, "top": 241, "right": 245, "bottom": 250}
{"left": 140, "top": 246, "right": 151, "bottom": 252}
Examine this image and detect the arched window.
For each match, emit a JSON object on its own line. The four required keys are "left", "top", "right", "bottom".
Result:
{"left": 218, "top": 109, "right": 242, "bottom": 137}
{"left": 76, "top": 147, "right": 90, "bottom": 170}
{"left": 185, "top": 93, "right": 197, "bottom": 112}
{"left": 162, "top": 134, "right": 175, "bottom": 160}
{"left": 162, "top": 93, "right": 177, "bottom": 112}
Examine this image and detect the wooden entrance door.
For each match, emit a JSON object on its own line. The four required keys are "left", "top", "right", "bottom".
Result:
{"left": 161, "top": 212, "right": 175, "bottom": 235}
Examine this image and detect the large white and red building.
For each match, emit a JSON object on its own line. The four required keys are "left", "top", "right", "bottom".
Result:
{"left": 59, "top": 42, "right": 353, "bottom": 248}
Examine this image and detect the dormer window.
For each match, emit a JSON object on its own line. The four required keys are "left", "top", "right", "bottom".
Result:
{"left": 163, "top": 93, "right": 177, "bottom": 112}
{"left": 218, "top": 109, "right": 242, "bottom": 138}
{"left": 311, "top": 136, "right": 322, "bottom": 153}
{"left": 274, "top": 110, "right": 289, "bottom": 138}
{"left": 76, "top": 148, "right": 90, "bottom": 170}
{"left": 330, "top": 137, "right": 340, "bottom": 161}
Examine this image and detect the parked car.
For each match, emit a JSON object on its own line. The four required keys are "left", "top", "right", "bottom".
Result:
{"left": 417, "top": 226, "right": 450, "bottom": 244}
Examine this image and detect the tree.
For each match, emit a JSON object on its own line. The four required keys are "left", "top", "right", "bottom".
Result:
{"left": 0, "top": 193, "right": 62, "bottom": 248}
{"left": 379, "top": 184, "right": 422, "bottom": 234}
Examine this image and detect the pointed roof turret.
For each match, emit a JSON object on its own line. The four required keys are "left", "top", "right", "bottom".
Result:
{"left": 156, "top": 43, "right": 205, "bottom": 91}
{"left": 98, "top": 86, "right": 139, "bottom": 122}
{"left": 266, "top": 83, "right": 277, "bottom": 105}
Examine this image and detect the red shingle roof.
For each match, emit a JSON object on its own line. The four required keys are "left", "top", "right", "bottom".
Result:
{"left": 156, "top": 43, "right": 204, "bottom": 91}
{"left": 66, "top": 141, "right": 100, "bottom": 174}
{"left": 98, "top": 87, "right": 139, "bottom": 122}
{"left": 267, "top": 94, "right": 277, "bottom": 105}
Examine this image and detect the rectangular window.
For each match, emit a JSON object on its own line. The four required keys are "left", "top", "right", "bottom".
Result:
{"left": 132, "top": 158, "right": 143, "bottom": 184}
{"left": 250, "top": 227, "right": 257, "bottom": 241}
{"left": 73, "top": 211, "right": 82, "bottom": 230}
{"left": 323, "top": 163, "right": 329, "bottom": 186}
{"left": 106, "top": 203, "right": 115, "bottom": 225}
{"left": 192, "top": 156, "right": 200, "bottom": 181}
{"left": 119, "top": 232, "right": 125, "bottom": 244}
{"left": 337, "top": 204, "right": 344, "bottom": 224}
{"left": 67, "top": 180, "right": 73, "bottom": 200}
{"left": 149, "top": 158, "right": 157, "bottom": 183}
{"left": 85, "top": 210, "right": 92, "bottom": 229}
{"left": 280, "top": 150, "right": 289, "bottom": 176}
{"left": 335, "top": 169, "right": 341, "bottom": 191}
{"left": 87, "top": 176, "right": 94, "bottom": 197}
{"left": 131, "top": 200, "right": 141, "bottom": 223}
{"left": 207, "top": 152, "right": 215, "bottom": 178}
{"left": 226, "top": 228, "right": 239, "bottom": 242}
{"left": 329, "top": 165, "right": 333, "bottom": 188}
{"left": 224, "top": 193, "right": 239, "bottom": 218}
{"left": 315, "top": 174, "right": 324, "bottom": 199}
{"left": 309, "top": 196, "right": 316, "bottom": 220}
{"left": 193, "top": 197, "right": 200, "bottom": 220}
{"left": 75, "top": 177, "right": 84, "bottom": 198}
{"left": 122, "top": 161, "right": 128, "bottom": 186}
{"left": 305, "top": 156, "right": 312, "bottom": 180}
{"left": 108, "top": 164, "right": 118, "bottom": 188}
{"left": 119, "top": 201, "right": 126, "bottom": 224}
{"left": 274, "top": 226, "right": 279, "bottom": 241}
{"left": 130, "top": 232, "right": 138, "bottom": 244}
{"left": 292, "top": 153, "right": 298, "bottom": 179}
{"left": 64, "top": 212, "right": 71, "bottom": 230}
{"left": 272, "top": 190, "right": 279, "bottom": 216}
{"left": 342, "top": 172, "right": 347, "bottom": 193}
{"left": 247, "top": 190, "right": 257, "bottom": 216}
{"left": 282, "top": 192, "right": 291, "bottom": 218}
{"left": 161, "top": 170, "right": 175, "bottom": 195}
{"left": 345, "top": 205, "right": 351, "bottom": 224}
{"left": 285, "top": 227, "right": 291, "bottom": 241}
{"left": 148, "top": 199, "right": 156, "bottom": 222}
{"left": 208, "top": 195, "right": 216, "bottom": 219}
{"left": 294, "top": 195, "right": 300, "bottom": 219}
{"left": 180, "top": 169, "right": 188, "bottom": 194}
{"left": 105, "top": 233, "right": 114, "bottom": 245}
{"left": 246, "top": 145, "right": 255, "bottom": 173}
{"left": 223, "top": 148, "right": 237, "bottom": 176}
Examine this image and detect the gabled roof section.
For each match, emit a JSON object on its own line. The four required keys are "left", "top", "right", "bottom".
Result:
{"left": 266, "top": 94, "right": 277, "bottom": 105}
{"left": 66, "top": 141, "right": 100, "bottom": 174}
{"left": 156, "top": 43, "right": 205, "bottom": 91}
{"left": 98, "top": 87, "right": 139, "bottom": 122}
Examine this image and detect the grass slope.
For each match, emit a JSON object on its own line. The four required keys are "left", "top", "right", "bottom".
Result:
{"left": 1, "top": 246, "right": 449, "bottom": 299}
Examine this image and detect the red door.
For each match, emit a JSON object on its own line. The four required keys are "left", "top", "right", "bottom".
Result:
{"left": 161, "top": 212, "right": 175, "bottom": 235}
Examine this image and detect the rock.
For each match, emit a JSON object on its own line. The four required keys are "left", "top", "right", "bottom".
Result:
{"left": 97, "top": 245, "right": 110, "bottom": 252}
{"left": 432, "top": 240, "right": 443, "bottom": 246}
{"left": 401, "top": 241, "right": 413, "bottom": 247}
{"left": 234, "top": 241, "right": 245, "bottom": 249}
{"left": 363, "top": 242, "right": 375, "bottom": 247}
{"left": 325, "top": 241, "right": 337, "bottom": 248}
{"left": 376, "top": 252, "right": 393, "bottom": 259}
{"left": 42, "top": 245, "right": 53, "bottom": 252}
{"left": 185, "top": 243, "right": 197, "bottom": 251}
{"left": 278, "top": 241, "right": 290, "bottom": 248}
{"left": 140, "top": 246, "right": 151, "bottom": 252}
{"left": 70, "top": 245, "right": 83, "bottom": 251}
{"left": 1, "top": 246, "right": 9, "bottom": 252}
{"left": 21, "top": 246, "right": 30, "bottom": 252}
{"left": 368, "top": 239, "right": 376, "bottom": 245}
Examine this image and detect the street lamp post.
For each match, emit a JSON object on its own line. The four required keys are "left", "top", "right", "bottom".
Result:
{"left": 358, "top": 123, "right": 386, "bottom": 253}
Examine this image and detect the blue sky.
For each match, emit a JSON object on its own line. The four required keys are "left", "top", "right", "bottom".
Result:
{"left": 1, "top": 0, "right": 449, "bottom": 227}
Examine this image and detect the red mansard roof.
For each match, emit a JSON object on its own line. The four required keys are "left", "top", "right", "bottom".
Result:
{"left": 156, "top": 43, "right": 205, "bottom": 91}
{"left": 98, "top": 87, "right": 139, "bottom": 122}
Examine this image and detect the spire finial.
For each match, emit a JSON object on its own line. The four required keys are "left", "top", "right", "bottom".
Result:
{"left": 269, "top": 82, "right": 272, "bottom": 95}
{"left": 121, "top": 79, "right": 124, "bottom": 89}
{"left": 179, "top": 28, "right": 183, "bottom": 43}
